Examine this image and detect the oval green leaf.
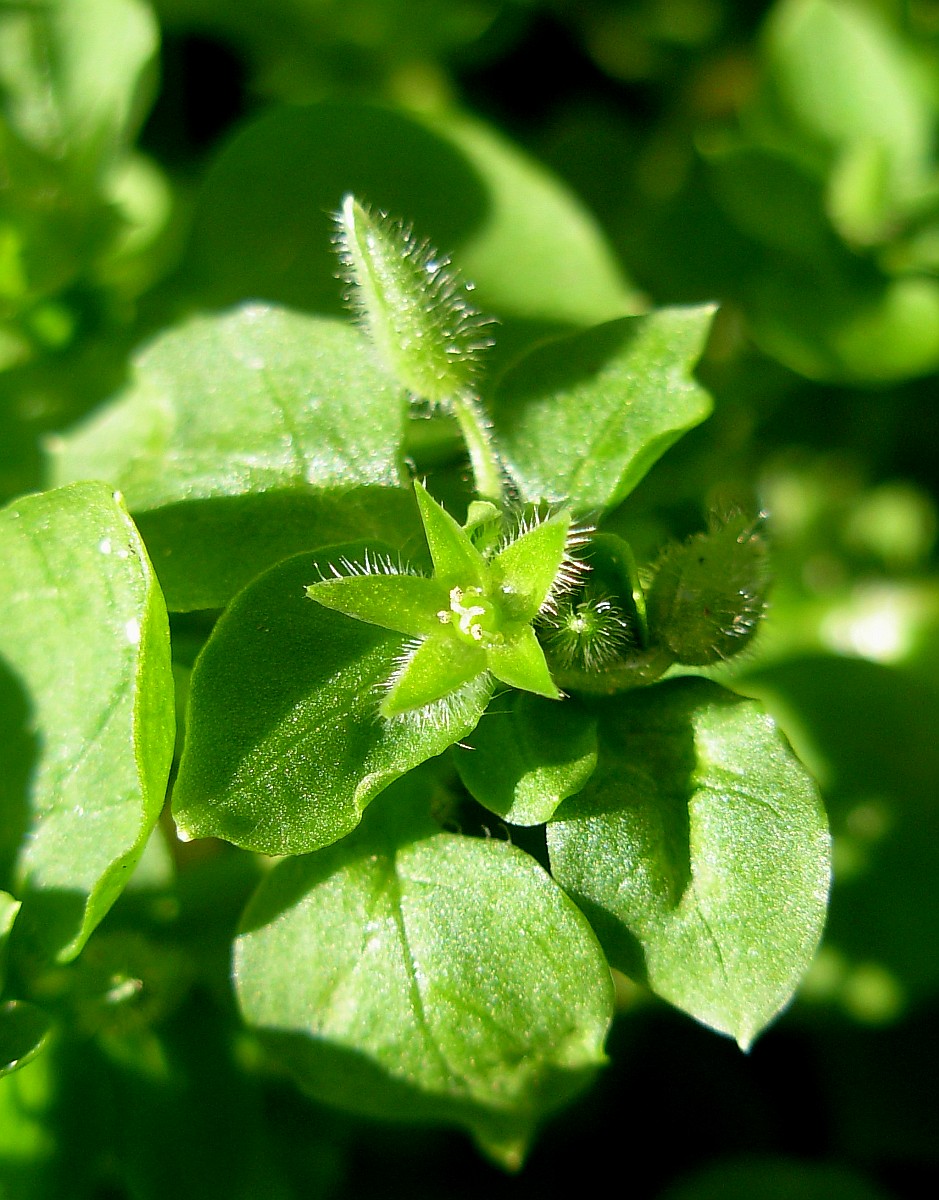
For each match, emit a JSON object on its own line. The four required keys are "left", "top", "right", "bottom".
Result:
{"left": 491, "top": 306, "right": 716, "bottom": 512}
{"left": 173, "top": 549, "right": 492, "bottom": 856}
{"left": 234, "top": 782, "right": 613, "bottom": 1168}
{"left": 48, "top": 305, "right": 409, "bottom": 610}
{"left": 0, "top": 482, "right": 174, "bottom": 961}
{"left": 547, "top": 677, "right": 830, "bottom": 1048}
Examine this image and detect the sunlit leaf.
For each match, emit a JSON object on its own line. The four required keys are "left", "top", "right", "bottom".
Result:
{"left": 234, "top": 781, "right": 613, "bottom": 1169}
{"left": 0, "top": 482, "right": 174, "bottom": 961}
{"left": 491, "top": 307, "right": 716, "bottom": 511}
{"left": 548, "top": 678, "right": 830, "bottom": 1048}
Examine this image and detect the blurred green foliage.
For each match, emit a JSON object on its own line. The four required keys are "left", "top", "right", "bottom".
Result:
{"left": 2, "top": 0, "right": 938, "bottom": 1197}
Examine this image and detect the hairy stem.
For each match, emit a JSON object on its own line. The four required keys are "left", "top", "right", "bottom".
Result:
{"left": 451, "top": 392, "right": 506, "bottom": 506}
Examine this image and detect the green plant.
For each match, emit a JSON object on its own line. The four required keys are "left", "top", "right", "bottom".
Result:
{"left": 1, "top": 179, "right": 830, "bottom": 1170}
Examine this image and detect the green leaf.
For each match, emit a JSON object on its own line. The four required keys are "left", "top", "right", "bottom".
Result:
{"left": 132, "top": 487, "right": 422, "bottom": 613}
{"left": 413, "top": 480, "right": 487, "bottom": 589}
{"left": 547, "top": 677, "right": 830, "bottom": 1048}
{"left": 381, "top": 631, "right": 488, "bottom": 718}
{"left": 173, "top": 549, "right": 492, "bottom": 856}
{"left": 0, "top": 482, "right": 174, "bottom": 961}
{"left": 305, "top": 570, "right": 449, "bottom": 639}
{"left": 48, "top": 304, "right": 409, "bottom": 609}
{"left": 0, "top": 891, "right": 20, "bottom": 989}
{"left": 0, "top": 1001, "right": 53, "bottom": 1078}
{"left": 762, "top": 0, "right": 934, "bottom": 185}
{"left": 0, "top": 0, "right": 158, "bottom": 173}
{"left": 184, "top": 102, "right": 637, "bottom": 334}
{"left": 485, "top": 626, "right": 559, "bottom": 700}
{"left": 747, "top": 270, "right": 939, "bottom": 384}
{"left": 0, "top": 1027, "right": 56, "bottom": 1182}
{"left": 492, "top": 510, "right": 573, "bottom": 620}
{"left": 454, "top": 693, "right": 598, "bottom": 826}
{"left": 50, "top": 305, "right": 404, "bottom": 507}
{"left": 234, "top": 780, "right": 613, "bottom": 1169}
{"left": 491, "top": 307, "right": 716, "bottom": 511}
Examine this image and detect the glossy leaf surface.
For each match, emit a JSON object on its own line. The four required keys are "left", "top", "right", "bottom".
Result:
{"left": 234, "top": 783, "right": 613, "bottom": 1169}
{"left": 0, "top": 482, "right": 174, "bottom": 960}
{"left": 173, "top": 549, "right": 492, "bottom": 855}
{"left": 49, "top": 305, "right": 408, "bottom": 610}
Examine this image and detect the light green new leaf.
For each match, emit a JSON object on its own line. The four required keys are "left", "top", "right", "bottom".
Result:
{"left": 485, "top": 626, "right": 559, "bottom": 699}
{"left": 492, "top": 511, "right": 573, "bottom": 620}
{"left": 762, "top": 0, "right": 934, "bottom": 188}
{"left": 413, "top": 480, "right": 488, "bottom": 588}
{"left": 306, "top": 484, "right": 564, "bottom": 718}
{"left": 48, "top": 304, "right": 409, "bottom": 609}
{"left": 491, "top": 307, "right": 716, "bottom": 512}
{"left": 382, "top": 633, "right": 488, "bottom": 717}
{"left": 0, "top": 0, "right": 158, "bottom": 173}
{"left": 173, "top": 549, "right": 492, "bottom": 856}
{"left": 306, "top": 570, "right": 449, "bottom": 639}
{"left": 234, "top": 782, "right": 613, "bottom": 1169}
{"left": 454, "top": 693, "right": 598, "bottom": 826}
{"left": 547, "top": 678, "right": 830, "bottom": 1048}
{"left": 0, "top": 483, "right": 174, "bottom": 961}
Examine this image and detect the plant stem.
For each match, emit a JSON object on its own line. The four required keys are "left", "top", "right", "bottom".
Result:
{"left": 451, "top": 392, "right": 505, "bottom": 506}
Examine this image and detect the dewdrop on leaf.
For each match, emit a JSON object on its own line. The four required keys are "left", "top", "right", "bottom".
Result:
{"left": 333, "top": 194, "right": 494, "bottom": 407}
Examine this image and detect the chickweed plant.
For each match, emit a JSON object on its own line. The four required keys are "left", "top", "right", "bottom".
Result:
{"left": 1, "top": 193, "right": 829, "bottom": 1170}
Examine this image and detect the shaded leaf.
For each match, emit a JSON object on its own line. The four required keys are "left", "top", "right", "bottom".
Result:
{"left": 133, "top": 486, "right": 421, "bottom": 613}
{"left": 454, "top": 693, "right": 598, "bottom": 826}
{"left": 184, "top": 102, "right": 637, "bottom": 333}
{"left": 0, "top": 1001, "right": 53, "bottom": 1078}
{"left": 740, "top": 655, "right": 939, "bottom": 1017}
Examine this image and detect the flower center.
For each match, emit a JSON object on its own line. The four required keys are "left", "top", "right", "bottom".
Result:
{"left": 437, "top": 586, "right": 501, "bottom": 645}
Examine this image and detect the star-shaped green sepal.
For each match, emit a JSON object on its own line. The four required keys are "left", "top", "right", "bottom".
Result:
{"left": 306, "top": 482, "right": 575, "bottom": 718}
